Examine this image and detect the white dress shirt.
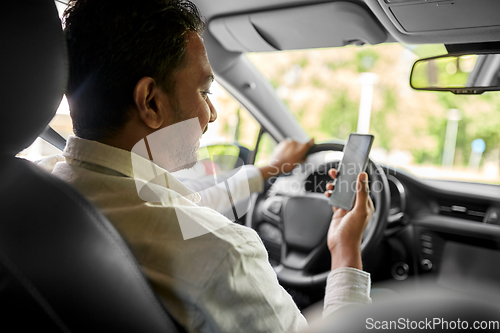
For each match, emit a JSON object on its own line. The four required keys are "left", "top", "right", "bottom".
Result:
{"left": 46, "top": 135, "right": 371, "bottom": 333}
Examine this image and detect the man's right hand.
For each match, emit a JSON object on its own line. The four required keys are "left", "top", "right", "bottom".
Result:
{"left": 324, "top": 169, "right": 374, "bottom": 271}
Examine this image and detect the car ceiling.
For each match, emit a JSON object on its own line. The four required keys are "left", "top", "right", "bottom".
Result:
{"left": 193, "top": 0, "right": 500, "bottom": 51}
{"left": 54, "top": 0, "right": 500, "bottom": 51}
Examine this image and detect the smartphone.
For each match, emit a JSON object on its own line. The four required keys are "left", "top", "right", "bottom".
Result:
{"left": 329, "top": 133, "right": 374, "bottom": 210}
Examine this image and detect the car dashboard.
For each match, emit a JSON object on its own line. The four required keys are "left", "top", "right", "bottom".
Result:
{"left": 381, "top": 166, "right": 500, "bottom": 297}
{"left": 251, "top": 151, "right": 500, "bottom": 302}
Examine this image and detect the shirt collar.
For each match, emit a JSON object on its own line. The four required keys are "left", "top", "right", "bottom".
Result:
{"left": 63, "top": 135, "right": 201, "bottom": 203}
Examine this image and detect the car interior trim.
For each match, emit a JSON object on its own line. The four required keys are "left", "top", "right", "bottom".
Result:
{"left": 366, "top": 0, "right": 500, "bottom": 44}
{"left": 40, "top": 126, "right": 67, "bottom": 151}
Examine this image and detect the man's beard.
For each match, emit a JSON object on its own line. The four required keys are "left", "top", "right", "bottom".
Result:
{"left": 166, "top": 97, "right": 203, "bottom": 172}
{"left": 169, "top": 136, "right": 200, "bottom": 172}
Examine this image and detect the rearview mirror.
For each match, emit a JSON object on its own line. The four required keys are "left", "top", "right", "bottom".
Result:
{"left": 410, "top": 53, "right": 500, "bottom": 94}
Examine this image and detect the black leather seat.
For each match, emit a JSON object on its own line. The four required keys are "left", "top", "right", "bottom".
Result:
{"left": 0, "top": 1, "right": 182, "bottom": 331}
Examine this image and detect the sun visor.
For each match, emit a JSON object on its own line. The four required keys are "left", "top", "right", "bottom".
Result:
{"left": 208, "top": 2, "right": 387, "bottom": 52}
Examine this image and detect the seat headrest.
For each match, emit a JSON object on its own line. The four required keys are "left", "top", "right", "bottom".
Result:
{"left": 0, "top": 0, "right": 68, "bottom": 156}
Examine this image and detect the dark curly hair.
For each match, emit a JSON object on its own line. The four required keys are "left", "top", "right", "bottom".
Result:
{"left": 63, "top": 0, "right": 205, "bottom": 141}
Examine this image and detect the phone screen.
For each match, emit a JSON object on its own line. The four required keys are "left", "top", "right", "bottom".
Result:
{"left": 329, "top": 133, "right": 374, "bottom": 210}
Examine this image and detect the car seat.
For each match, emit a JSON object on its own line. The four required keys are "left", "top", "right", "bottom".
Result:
{"left": 0, "top": 1, "right": 183, "bottom": 331}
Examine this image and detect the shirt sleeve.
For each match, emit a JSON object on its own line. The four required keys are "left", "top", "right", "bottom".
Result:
{"left": 322, "top": 267, "right": 372, "bottom": 318}
{"left": 242, "top": 165, "right": 264, "bottom": 194}
{"left": 192, "top": 240, "right": 308, "bottom": 333}
{"left": 181, "top": 165, "right": 264, "bottom": 214}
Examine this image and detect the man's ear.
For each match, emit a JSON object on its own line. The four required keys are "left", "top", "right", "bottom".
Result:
{"left": 133, "top": 77, "right": 166, "bottom": 130}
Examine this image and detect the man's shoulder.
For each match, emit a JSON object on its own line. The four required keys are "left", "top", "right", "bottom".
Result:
{"left": 50, "top": 158, "right": 266, "bottom": 268}
{"left": 52, "top": 158, "right": 264, "bottom": 250}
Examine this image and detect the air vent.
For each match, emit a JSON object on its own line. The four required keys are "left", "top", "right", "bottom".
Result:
{"left": 438, "top": 200, "right": 488, "bottom": 222}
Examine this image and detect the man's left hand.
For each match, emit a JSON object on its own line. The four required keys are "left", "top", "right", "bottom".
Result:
{"left": 259, "top": 138, "right": 314, "bottom": 180}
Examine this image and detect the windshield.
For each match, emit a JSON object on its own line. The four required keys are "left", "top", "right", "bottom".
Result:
{"left": 248, "top": 44, "right": 500, "bottom": 185}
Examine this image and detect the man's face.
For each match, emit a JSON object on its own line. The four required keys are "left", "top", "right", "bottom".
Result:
{"left": 170, "top": 32, "right": 217, "bottom": 134}
{"left": 155, "top": 32, "right": 217, "bottom": 171}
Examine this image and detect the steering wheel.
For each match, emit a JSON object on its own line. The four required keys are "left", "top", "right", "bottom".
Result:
{"left": 247, "top": 143, "right": 390, "bottom": 287}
